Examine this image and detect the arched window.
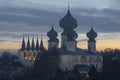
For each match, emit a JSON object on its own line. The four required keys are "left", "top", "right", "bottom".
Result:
{"left": 28, "top": 52, "right": 32, "bottom": 61}
{"left": 33, "top": 52, "right": 37, "bottom": 61}
{"left": 89, "top": 57, "right": 93, "bottom": 63}
{"left": 96, "top": 57, "right": 101, "bottom": 63}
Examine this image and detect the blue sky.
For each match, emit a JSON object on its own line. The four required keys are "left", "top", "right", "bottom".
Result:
{"left": 0, "top": 0, "right": 120, "bottom": 50}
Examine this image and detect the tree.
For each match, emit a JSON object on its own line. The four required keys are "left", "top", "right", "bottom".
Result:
{"left": 0, "top": 51, "right": 24, "bottom": 69}
{"left": 0, "top": 51, "right": 24, "bottom": 80}
{"left": 0, "top": 51, "right": 11, "bottom": 65}
{"left": 33, "top": 48, "right": 60, "bottom": 79}
{"left": 73, "top": 66, "right": 82, "bottom": 80}
{"left": 88, "top": 65, "right": 98, "bottom": 80}
{"left": 99, "top": 48, "right": 120, "bottom": 80}
{"left": 55, "top": 67, "right": 66, "bottom": 80}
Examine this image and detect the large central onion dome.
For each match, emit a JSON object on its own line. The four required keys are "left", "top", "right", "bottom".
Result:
{"left": 87, "top": 27, "right": 97, "bottom": 41}
{"left": 59, "top": 8, "right": 78, "bottom": 29}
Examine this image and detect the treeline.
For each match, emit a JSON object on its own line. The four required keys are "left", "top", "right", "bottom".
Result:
{"left": 0, "top": 48, "right": 120, "bottom": 80}
{"left": 100, "top": 48, "right": 120, "bottom": 80}
{"left": 0, "top": 51, "right": 24, "bottom": 80}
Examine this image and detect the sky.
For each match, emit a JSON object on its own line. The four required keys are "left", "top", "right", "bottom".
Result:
{"left": 0, "top": 0, "right": 120, "bottom": 51}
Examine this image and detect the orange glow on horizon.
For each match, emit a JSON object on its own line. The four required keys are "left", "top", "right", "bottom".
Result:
{"left": 0, "top": 39, "right": 120, "bottom": 51}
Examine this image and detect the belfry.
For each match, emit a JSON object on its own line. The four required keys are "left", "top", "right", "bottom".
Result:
{"left": 59, "top": 7, "right": 78, "bottom": 52}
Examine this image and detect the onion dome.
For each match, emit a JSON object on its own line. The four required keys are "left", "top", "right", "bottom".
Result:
{"left": 59, "top": 7, "right": 78, "bottom": 29}
{"left": 47, "top": 26, "right": 58, "bottom": 39}
{"left": 87, "top": 27, "right": 97, "bottom": 42}
{"left": 21, "top": 36, "right": 25, "bottom": 50}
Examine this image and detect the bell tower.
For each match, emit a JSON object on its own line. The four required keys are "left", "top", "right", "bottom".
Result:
{"left": 59, "top": 7, "right": 78, "bottom": 52}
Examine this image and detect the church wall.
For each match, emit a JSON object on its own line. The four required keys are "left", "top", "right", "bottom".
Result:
{"left": 59, "top": 54, "right": 103, "bottom": 71}
{"left": 59, "top": 55, "right": 74, "bottom": 71}
{"left": 18, "top": 50, "right": 37, "bottom": 68}
{"left": 18, "top": 50, "right": 103, "bottom": 71}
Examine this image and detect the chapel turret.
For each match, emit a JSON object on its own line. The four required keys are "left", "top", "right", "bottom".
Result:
{"left": 87, "top": 27, "right": 97, "bottom": 53}
{"left": 47, "top": 25, "right": 59, "bottom": 50}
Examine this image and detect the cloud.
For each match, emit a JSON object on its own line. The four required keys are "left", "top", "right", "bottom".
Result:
{"left": 0, "top": 6, "right": 120, "bottom": 33}
{"left": 77, "top": 39, "right": 87, "bottom": 42}
{"left": 72, "top": 8, "right": 120, "bottom": 33}
{"left": 0, "top": 40, "right": 8, "bottom": 42}
{"left": 0, "top": 31, "right": 48, "bottom": 40}
{"left": 0, "top": 7, "right": 63, "bottom": 33}
{"left": 97, "top": 32, "right": 120, "bottom": 40}
{"left": 0, "top": 0, "right": 119, "bottom": 10}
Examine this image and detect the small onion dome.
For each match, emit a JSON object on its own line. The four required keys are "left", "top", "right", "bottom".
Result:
{"left": 59, "top": 8, "right": 78, "bottom": 29}
{"left": 87, "top": 27, "right": 97, "bottom": 39}
{"left": 47, "top": 26, "right": 58, "bottom": 38}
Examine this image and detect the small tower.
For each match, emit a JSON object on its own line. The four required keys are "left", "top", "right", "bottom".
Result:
{"left": 18, "top": 36, "right": 26, "bottom": 60}
{"left": 59, "top": 6, "right": 78, "bottom": 52}
{"left": 47, "top": 25, "right": 59, "bottom": 50}
{"left": 87, "top": 27, "right": 97, "bottom": 53}
{"left": 27, "top": 36, "right": 30, "bottom": 51}
{"left": 40, "top": 37, "right": 46, "bottom": 52}
{"left": 36, "top": 36, "right": 39, "bottom": 51}
{"left": 31, "top": 37, "right": 35, "bottom": 51}
{"left": 20, "top": 36, "right": 26, "bottom": 51}
{"left": 18, "top": 36, "right": 27, "bottom": 67}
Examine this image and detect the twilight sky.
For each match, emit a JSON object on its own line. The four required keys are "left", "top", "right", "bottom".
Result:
{"left": 0, "top": 0, "right": 120, "bottom": 50}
